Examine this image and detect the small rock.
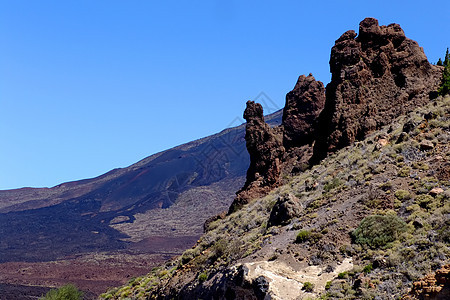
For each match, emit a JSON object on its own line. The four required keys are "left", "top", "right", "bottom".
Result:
{"left": 377, "top": 138, "right": 389, "bottom": 147}
{"left": 396, "top": 132, "right": 409, "bottom": 143}
{"left": 429, "top": 187, "right": 444, "bottom": 196}
{"left": 420, "top": 140, "right": 434, "bottom": 150}
{"left": 403, "top": 120, "right": 417, "bottom": 133}
{"left": 413, "top": 219, "right": 424, "bottom": 229}
{"left": 372, "top": 257, "right": 387, "bottom": 269}
{"left": 324, "top": 265, "right": 335, "bottom": 273}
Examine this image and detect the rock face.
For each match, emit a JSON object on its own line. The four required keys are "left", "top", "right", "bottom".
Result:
{"left": 283, "top": 74, "right": 326, "bottom": 148}
{"left": 229, "top": 101, "right": 285, "bottom": 213}
{"left": 312, "top": 17, "right": 443, "bottom": 162}
{"left": 242, "top": 101, "right": 285, "bottom": 187}
{"left": 230, "top": 75, "right": 325, "bottom": 212}
{"left": 232, "top": 18, "right": 443, "bottom": 213}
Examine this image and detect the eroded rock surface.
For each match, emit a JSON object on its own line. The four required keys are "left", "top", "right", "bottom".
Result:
{"left": 403, "top": 264, "right": 450, "bottom": 299}
{"left": 312, "top": 17, "right": 443, "bottom": 162}
{"left": 268, "top": 194, "right": 302, "bottom": 227}
{"left": 229, "top": 101, "right": 285, "bottom": 213}
{"left": 283, "top": 74, "right": 326, "bottom": 148}
{"left": 232, "top": 18, "right": 443, "bottom": 217}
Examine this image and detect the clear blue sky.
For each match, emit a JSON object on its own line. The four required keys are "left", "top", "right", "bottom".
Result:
{"left": 1, "top": 1, "right": 449, "bottom": 190}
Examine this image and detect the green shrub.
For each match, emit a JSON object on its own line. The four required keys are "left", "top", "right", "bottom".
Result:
{"left": 415, "top": 194, "right": 436, "bottom": 210}
{"left": 295, "top": 230, "right": 311, "bottom": 243}
{"left": 295, "top": 230, "right": 322, "bottom": 243}
{"left": 40, "top": 284, "right": 83, "bottom": 300}
{"left": 198, "top": 271, "right": 208, "bottom": 283}
{"left": 324, "top": 178, "right": 342, "bottom": 193}
{"left": 210, "top": 238, "right": 227, "bottom": 260}
{"left": 181, "top": 248, "right": 198, "bottom": 265}
{"left": 394, "top": 189, "right": 411, "bottom": 200}
{"left": 302, "top": 281, "right": 314, "bottom": 292}
{"left": 438, "top": 48, "right": 450, "bottom": 96}
{"left": 338, "top": 271, "right": 349, "bottom": 279}
{"left": 325, "top": 281, "right": 332, "bottom": 290}
{"left": 352, "top": 214, "right": 407, "bottom": 248}
{"left": 363, "top": 263, "right": 373, "bottom": 274}
{"left": 398, "top": 166, "right": 411, "bottom": 177}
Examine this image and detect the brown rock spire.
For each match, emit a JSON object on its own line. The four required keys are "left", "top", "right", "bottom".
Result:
{"left": 311, "top": 17, "right": 443, "bottom": 163}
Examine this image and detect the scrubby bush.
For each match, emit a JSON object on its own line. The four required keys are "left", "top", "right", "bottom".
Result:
{"left": 198, "top": 271, "right": 208, "bottom": 283}
{"left": 181, "top": 248, "right": 198, "bottom": 265}
{"left": 295, "top": 230, "right": 322, "bottom": 244}
{"left": 363, "top": 263, "right": 373, "bottom": 274}
{"left": 295, "top": 230, "right": 311, "bottom": 243}
{"left": 415, "top": 194, "right": 436, "bottom": 210}
{"left": 397, "top": 166, "right": 411, "bottom": 177}
{"left": 302, "top": 281, "right": 314, "bottom": 292}
{"left": 394, "top": 189, "right": 411, "bottom": 200}
{"left": 40, "top": 284, "right": 83, "bottom": 300}
{"left": 210, "top": 238, "right": 227, "bottom": 261}
{"left": 323, "top": 178, "right": 342, "bottom": 192}
{"left": 352, "top": 214, "right": 407, "bottom": 248}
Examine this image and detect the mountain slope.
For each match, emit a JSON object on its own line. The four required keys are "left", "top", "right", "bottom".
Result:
{"left": 100, "top": 18, "right": 448, "bottom": 299}
{"left": 0, "top": 112, "right": 282, "bottom": 298}
{"left": 102, "top": 94, "right": 449, "bottom": 299}
{"left": 0, "top": 110, "right": 281, "bottom": 263}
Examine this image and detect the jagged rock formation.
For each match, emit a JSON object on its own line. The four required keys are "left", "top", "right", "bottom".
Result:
{"left": 230, "top": 75, "right": 325, "bottom": 212}
{"left": 283, "top": 74, "right": 326, "bottom": 148}
{"left": 235, "top": 18, "right": 443, "bottom": 206}
{"left": 312, "top": 17, "right": 443, "bottom": 162}
{"left": 402, "top": 264, "right": 450, "bottom": 299}
{"left": 229, "top": 101, "right": 285, "bottom": 213}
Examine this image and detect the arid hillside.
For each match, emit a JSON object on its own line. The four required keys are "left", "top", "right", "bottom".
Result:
{"left": 101, "top": 18, "right": 449, "bottom": 300}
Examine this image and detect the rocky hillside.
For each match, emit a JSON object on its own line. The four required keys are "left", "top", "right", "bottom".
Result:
{"left": 101, "top": 18, "right": 449, "bottom": 299}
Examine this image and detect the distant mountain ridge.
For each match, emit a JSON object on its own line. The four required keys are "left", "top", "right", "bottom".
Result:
{"left": 0, "top": 109, "right": 282, "bottom": 263}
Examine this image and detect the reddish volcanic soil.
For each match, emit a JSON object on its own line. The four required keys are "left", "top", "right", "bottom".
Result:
{"left": 0, "top": 236, "right": 199, "bottom": 299}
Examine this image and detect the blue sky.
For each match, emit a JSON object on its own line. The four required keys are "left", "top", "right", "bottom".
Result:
{"left": 1, "top": 1, "right": 449, "bottom": 190}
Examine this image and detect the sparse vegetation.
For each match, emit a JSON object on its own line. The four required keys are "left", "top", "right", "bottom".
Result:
{"left": 40, "top": 284, "right": 83, "bottom": 300}
{"left": 352, "top": 214, "right": 407, "bottom": 248}
{"left": 295, "top": 229, "right": 322, "bottom": 244}
{"left": 101, "top": 95, "right": 450, "bottom": 300}
{"left": 198, "top": 271, "right": 208, "bottom": 283}
{"left": 302, "top": 281, "right": 314, "bottom": 292}
{"left": 394, "top": 189, "right": 410, "bottom": 200}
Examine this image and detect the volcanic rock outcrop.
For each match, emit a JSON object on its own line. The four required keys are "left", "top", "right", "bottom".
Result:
{"left": 229, "top": 101, "right": 285, "bottom": 213}
{"left": 232, "top": 17, "right": 443, "bottom": 211}
{"left": 283, "top": 74, "right": 326, "bottom": 148}
{"left": 312, "top": 17, "right": 443, "bottom": 162}
{"left": 402, "top": 264, "right": 450, "bottom": 299}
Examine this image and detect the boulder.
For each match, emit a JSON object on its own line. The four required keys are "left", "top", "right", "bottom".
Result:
{"left": 268, "top": 194, "right": 302, "bottom": 227}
